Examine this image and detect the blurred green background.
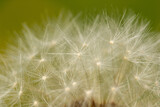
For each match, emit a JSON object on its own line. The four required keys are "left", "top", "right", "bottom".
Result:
{"left": 0, "top": 0, "right": 160, "bottom": 51}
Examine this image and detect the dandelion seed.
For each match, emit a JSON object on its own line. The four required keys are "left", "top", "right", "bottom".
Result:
{"left": 18, "top": 90, "right": 22, "bottom": 96}
{"left": 134, "top": 75, "right": 140, "bottom": 80}
{"left": 28, "top": 53, "right": 36, "bottom": 60}
{"left": 109, "top": 40, "right": 114, "bottom": 44}
{"left": 155, "top": 81, "right": 159, "bottom": 86}
{"left": 50, "top": 40, "right": 57, "bottom": 46}
{"left": 111, "top": 87, "right": 117, "bottom": 93}
{"left": 62, "top": 69, "right": 68, "bottom": 74}
{"left": 39, "top": 58, "right": 45, "bottom": 63}
{"left": 42, "top": 76, "right": 47, "bottom": 81}
{"left": 82, "top": 43, "right": 88, "bottom": 47}
{"left": 72, "top": 82, "right": 77, "bottom": 87}
{"left": 12, "top": 82, "right": 17, "bottom": 87}
{"left": 127, "top": 50, "right": 131, "bottom": 54}
{"left": 33, "top": 101, "right": 38, "bottom": 106}
{"left": 85, "top": 90, "right": 92, "bottom": 96}
{"left": 76, "top": 52, "right": 82, "bottom": 57}
{"left": 65, "top": 87, "right": 70, "bottom": 92}
{"left": 124, "top": 56, "right": 128, "bottom": 60}
{"left": 96, "top": 61, "right": 101, "bottom": 66}
{"left": 1, "top": 13, "right": 160, "bottom": 107}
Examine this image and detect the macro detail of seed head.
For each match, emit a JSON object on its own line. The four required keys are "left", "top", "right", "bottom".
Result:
{"left": 0, "top": 13, "right": 160, "bottom": 107}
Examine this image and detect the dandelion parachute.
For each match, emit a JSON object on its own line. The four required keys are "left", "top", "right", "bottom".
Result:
{"left": 0, "top": 13, "right": 160, "bottom": 107}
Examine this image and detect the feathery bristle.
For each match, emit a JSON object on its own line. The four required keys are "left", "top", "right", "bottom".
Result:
{"left": 0, "top": 13, "right": 160, "bottom": 107}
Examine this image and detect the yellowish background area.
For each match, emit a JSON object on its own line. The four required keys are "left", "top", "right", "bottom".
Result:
{"left": 0, "top": 0, "right": 160, "bottom": 51}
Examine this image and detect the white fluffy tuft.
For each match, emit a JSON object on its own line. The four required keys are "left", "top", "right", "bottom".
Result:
{"left": 0, "top": 13, "right": 160, "bottom": 107}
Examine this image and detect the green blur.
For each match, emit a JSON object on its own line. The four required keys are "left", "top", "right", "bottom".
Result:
{"left": 0, "top": 0, "right": 159, "bottom": 50}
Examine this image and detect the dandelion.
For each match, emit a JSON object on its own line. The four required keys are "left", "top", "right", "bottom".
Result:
{"left": 42, "top": 75, "right": 47, "bottom": 81}
{"left": 109, "top": 40, "right": 114, "bottom": 44}
{"left": 33, "top": 101, "right": 38, "bottom": 106}
{"left": 0, "top": 13, "right": 160, "bottom": 107}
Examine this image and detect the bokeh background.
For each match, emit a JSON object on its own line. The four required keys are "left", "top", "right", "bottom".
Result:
{"left": 0, "top": 0, "right": 160, "bottom": 51}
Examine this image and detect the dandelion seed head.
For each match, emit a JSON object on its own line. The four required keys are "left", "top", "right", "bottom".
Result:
{"left": 1, "top": 13, "right": 160, "bottom": 107}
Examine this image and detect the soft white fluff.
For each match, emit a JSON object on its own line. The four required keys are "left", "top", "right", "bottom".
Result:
{"left": 0, "top": 13, "right": 160, "bottom": 107}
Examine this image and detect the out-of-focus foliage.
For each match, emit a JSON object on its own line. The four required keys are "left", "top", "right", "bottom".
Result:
{"left": 0, "top": 0, "right": 160, "bottom": 51}
{"left": 0, "top": 0, "right": 62, "bottom": 50}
